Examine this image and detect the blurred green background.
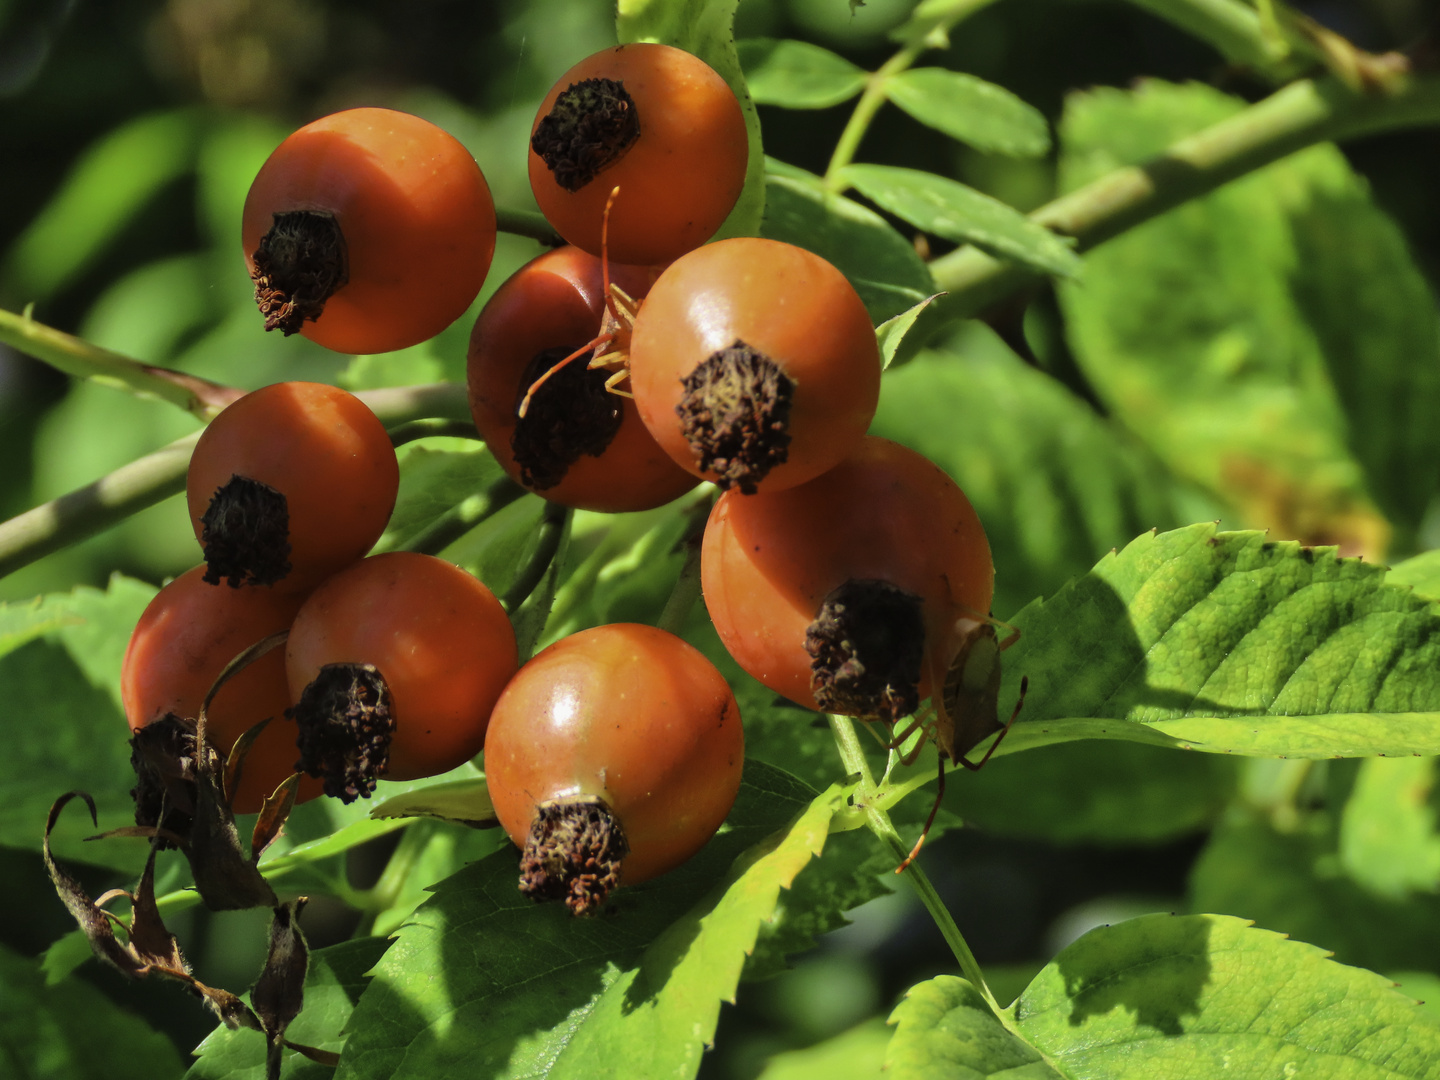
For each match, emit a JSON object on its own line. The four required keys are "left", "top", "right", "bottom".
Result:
{"left": 3, "top": 1, "right": 1440, "bottom": 1077}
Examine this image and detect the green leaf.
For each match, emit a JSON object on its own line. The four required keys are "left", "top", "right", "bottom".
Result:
{"left": 336, "top": 761, "right": 828, "bottom": 1080}
{"left": 1058, "top": 80, "right": 1440, "bottom": 549}
{"left": 369, "top": 779, "right": 497, "bottom": 828}
{"left": 543, "top": 496, "right": 705, "bottom": 643}
{"left": 875, "top": 294, "right": 940, "bottom": 371}
{"left": 950, "top": 738, "right": 1237, "bottom": 845}
{"left": 762, "top": 158, "right": 932, "bottom": 324}
{"left": 839, "top": 163, "right": 1080, "bottom": 277}
{"left": 884, "top": 68, "right": 1049, "bottom": 157}
{"left": 737, "top": 38, "right": 867, "bottom": 109}
{"left": 339, "top": 346, "right": 446, "bottom": 392}
{"left": 1190, "top": 809, "right": 1440, "bottom": 979}
{"left": 870, "top": 327, "right": 1217, "bottom": 620}
{"left": 188, "top": 937, "right": 393, "bottom": 1080}
{"left": 2, "top": 108, "right": 205, "bottom": 301}
{"left": 1006, "top": 914, "right": 1440, "bottom": 1077}
{"left": 615, "top": 0, "right": 766, "bottom": 247}
{"left": 0, "top": 576, "right": 157, "bottom": 872}
{"left": 1388, "top": 550, "right": 1440, "bottom": 602}
{"left": 999, "top": 523, "right": 1440, "bottom": 759}
{"left": 1339, "top": 757, "right": 1440, "bottom": 897}
{"left": 885, "top": 976, "right": 1055, "bottom": 1079}
{"left": 376, "top": 438, "right": 510, "bottom": 554}
{"left": 756, "top": 1018, "right": 891, "bottom": 1080}
{"left": 0, "top": 941, "right": 185, "bottom": 1080}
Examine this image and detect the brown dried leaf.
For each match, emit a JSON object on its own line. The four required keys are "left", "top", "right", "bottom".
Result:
{"left": 44, "top": 792, "right": 154, "bottom": 977}
{"left": 252, "top": 773, "right": 301, "bottom": 862}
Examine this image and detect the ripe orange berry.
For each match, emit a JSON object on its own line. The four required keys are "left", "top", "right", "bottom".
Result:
{"left": 701, "top": 436, "right": 994, "bottom": 722}
{"left": 285, "top": 552, "right": 517, "bottom": 794}
{"left": 484, "top": 623, "right": 744, "bottom": 914}
{"left": 186, "top": 381, "right": 399, "bottom": 594}
{"left": 529, "top": 44, "right": 748, "bottom": 266}
{"left": 629, "top": 238, "right": 880, "bottom": 493}
{"left": 243, "top": 107, "right": 496, "bottom": 353}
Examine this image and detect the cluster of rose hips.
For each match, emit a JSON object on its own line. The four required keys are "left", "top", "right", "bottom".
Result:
{"left": 123, "top": 41, "right": 1006, "bottom": 918}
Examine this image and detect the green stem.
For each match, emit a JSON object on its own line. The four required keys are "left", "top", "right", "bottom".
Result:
{"left": 394, "top": 475, "right": 528, "bottom": 558}
{"left": 388, "top": 417, "right": 481, "bottom": 447}
{"left": 0, "top": 432, "right": 198, "bottom": 579}
{"left": 927, "top": 69, "right": 1440, "bottom": 325}
{"left": 823, "top": 0, "right": 1003, "bottom": 188}
{"left": 828, "top": 714, "right": 994, "bottom": 1005}
{"left": 823, "top": 44, "right": 925, "bottom": 188}
{"left": 0, "top": 307, "right": 240, "bottom": 420}
{"left": 352, "top": 819, "right": 436, "bottom": 935}
{"left": 502, "top": 501, "right": 570, "bottom": 612}
{"left": 655, "top": 494, "right": 713, "bottom": 636}
{"left": 496, "top": 207, "right": 563, "bottom": 246}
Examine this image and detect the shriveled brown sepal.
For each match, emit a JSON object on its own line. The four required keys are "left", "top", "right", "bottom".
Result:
{"left": 45, "top": 793, "right": 258, "bottom": 1015}
{"left": 519, "top": 796, "right": 629, "bottom": 916}
{"left": 532, "top": 77, "right": 639, "bottom": 191}
{"left": 118, "top": 633, "right": 296, "bottom": 910}
{"left": 200, "top": 474, "right": 292, "bottom": 589}
{"left": 806, "top": 579, "right": 925, "bottom": 723}
{"left": 290, "top": 662, "right": 394, "bottom": 803}
{"left": 251, "top": 210, "right": 348, "bottom": 335}
{"left": 512, "top": 344, "right": 623, "bottom": 489}
{"left": 676, "top": 339, "right": 794, "bottom": 494}
{"left": 129, "top": 713, "right": 198, "bottom": 848}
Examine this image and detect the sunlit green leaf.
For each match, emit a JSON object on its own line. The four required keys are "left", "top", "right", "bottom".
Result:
{"left": 998, "top": 523, "right": 1440, "bottom": 759}
{"left": 0, "top": 941, "right": 185, "bottom": 1080}
{"left": 888, "top": 914, "right": 1440, "bottom": 1078}
{"left": 762, "top": 158, "right": 932, "bottom": 324}
{"left": 336, "top": 761, "right": 825, "bottom": 1080}
{"left": 884, "top": 68, "right": 1049, "bottom": 156}
{"left": 1011, "top": 914, "right": 1440, "bottom": 1077}
{"left": 885, "top": 975, "right": 1054, "bottom": 1078}
{"left": 1059, "top": 80, "right": 1440, "bottom": 552}
{"left": 840, "top": 163, "right": 1079, "bottom": 276}
{"left": 875, "top": 293, "right": 940, "bottom": 370}
{"left": 737, "top": 38, "right": 867, "bottom": 109}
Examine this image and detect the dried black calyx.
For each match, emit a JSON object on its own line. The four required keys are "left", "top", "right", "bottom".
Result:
{"left": 519, "top": 795, "right": 629, "bottom": 916}
{"left": 130, "top": 712, "right": 199, "bottom": 848}
{"left": 289, "top": 663, "right": 394, "bottom": 803}
{"left": 676, "top": 339, "right": 794, "bottom": 494}
{"left": 805, "top": 579, "right": 925, "bottom": 723}
{"left": 251, "top": 210, "right": 349, "bottom": 335}
{"left": 200, "top": 474, "right": 292, "bottom": 589}
{"left": 512, "top": 345, "right": 624, "bottom": 489}
{"left": 531, "top": 77, "right": 640, "bottom": 192}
